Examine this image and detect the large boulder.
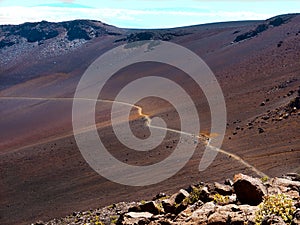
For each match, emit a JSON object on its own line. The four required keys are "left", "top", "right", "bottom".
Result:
{"left": 233, "top": 174, "right": 267, "bottom": 205}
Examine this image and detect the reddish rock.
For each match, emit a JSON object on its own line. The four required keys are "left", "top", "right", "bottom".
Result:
{"left": 233, "top": 174, "right": 267, "bottom": 205}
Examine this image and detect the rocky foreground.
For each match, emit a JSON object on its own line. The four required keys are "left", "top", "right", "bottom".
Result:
{"left": 34, "top": 173, "right": 300, "bottom": 225}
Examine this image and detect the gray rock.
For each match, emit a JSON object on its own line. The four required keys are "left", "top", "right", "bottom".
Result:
{"left": 214, "top": 182, "right": 233, "bottom": 195}
{"left": 225, "top": 179, "right": 234, "bottom": 186}
{"left": 127, "top": 212, "right": 153, "bottom": 219}
{"left": 284, "top": 173, "right": 300, "bottom": 182}
{"left": 207, "top": 212, "right": 227, "bottom": 224}
{"left": 272, "top": 177, "right": 300, "bottom": 190}
{"left": 190, "top": 202, "right": 216, "bottom": 223}
{"left": 117, "top": 212, "right": 153, "bottom": 225}
{"left": 217, "top": 204, "right": 245, "bottom": 225}
{"left": 270, "top": 178, "right": 300, "bottom": 200}
{"left": 238, "top": 205, "right": 259, "bottom": 224}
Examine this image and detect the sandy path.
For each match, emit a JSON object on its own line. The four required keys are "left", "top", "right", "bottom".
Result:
{"left": 0, "top": 96, "right": 268, "bottom": 177}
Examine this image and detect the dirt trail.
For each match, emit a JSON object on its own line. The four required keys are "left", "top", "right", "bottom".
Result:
{"left": 0, "top": 96, "right": 268, "bottom": 177}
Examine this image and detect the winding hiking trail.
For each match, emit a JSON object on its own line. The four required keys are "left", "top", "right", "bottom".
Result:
{"left": 0, "top": 96, "right": 268, "bottom": 177}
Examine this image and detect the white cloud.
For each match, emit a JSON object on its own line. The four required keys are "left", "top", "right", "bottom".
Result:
{"left": 60, "top": 0, "right": 74, "bottom": 3}
{"left": 0, "top": 6, "right": 137, "bottom": 25}
{"left": 0, "top": 6, "right": 273, "bottom": 28}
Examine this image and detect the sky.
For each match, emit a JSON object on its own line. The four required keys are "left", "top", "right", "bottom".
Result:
{"left": 0, "top": 0, "right": 299, "bottom": 28}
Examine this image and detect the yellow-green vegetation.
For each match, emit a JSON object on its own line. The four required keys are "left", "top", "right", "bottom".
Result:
{"left": 107, "top": 204, "right": 115, "bottom": 209}
{"left": 140, "top": 200, "right": 146, "bottom": 205}
{"left": 213, "top": 193, "right": 229, "bottom": 205}
{"left": 183, "top": 186, "right": 202, "bottom": 205}
{"left": 260, "top": 176, "right": 269, "bottom": 183}
{"left": 94, "top": 222, "right": 105, "bottom": 225}
{"left": 255, "top": 194, "right": 296, "bottom": 225}
{"left": 156, "top": 202, "right": 164, "bottom": 213}
{"left": 84, "top": 215, "right": 105, "bottom": 225}
{"left": 157, "top": 195, "right": 169, "bottom": 201}
{"left": 110, "top": 215, "right": 119, "bottom": 224}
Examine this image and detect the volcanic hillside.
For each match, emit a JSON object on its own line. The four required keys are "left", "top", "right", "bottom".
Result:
{"left": 0, "top": 14, "right": 299, "bottom": 225}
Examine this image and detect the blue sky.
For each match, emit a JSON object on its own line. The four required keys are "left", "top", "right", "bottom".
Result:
{"left": 0, "top": 0, "right": 299, "bottom": 28}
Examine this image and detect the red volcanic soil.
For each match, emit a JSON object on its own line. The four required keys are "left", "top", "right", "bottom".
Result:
{"left": 0, "top": 15, "right": 300, "bottom": 224}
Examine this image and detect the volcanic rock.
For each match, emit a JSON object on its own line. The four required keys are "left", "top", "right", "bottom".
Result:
{"left": 233, "top": 173, "right": 267, "bottom": 205}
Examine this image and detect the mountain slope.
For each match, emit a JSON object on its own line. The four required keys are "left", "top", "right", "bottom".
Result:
{"left": 0, "top": 14, "right": 299, "bottom": 225}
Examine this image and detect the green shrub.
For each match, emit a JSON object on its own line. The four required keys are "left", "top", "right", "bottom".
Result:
{"left": 94, "top": 221, "right": 105, "bottom": 225}
{"left": 213, "top": 193, "right": 229, "bottom": 205}
{"left": 183, "top": 187, "right": 203, "bottom": 205}
{"left": 140, "top": 200, "right": 146, "bottom": 205}
{"left": 255, "top": 194, "right": 295, "bottom": 225}
{"left": 183, "top": 186, "right": 202, "bottom": 205}
{"left": 107, "top": 204, "right": 115, "bottom": 209}
{"left": 260, "top": 176, "right": 269, "bottom": 183}
{"left": 110, "top": 215, "right": 119, "bottom": 224}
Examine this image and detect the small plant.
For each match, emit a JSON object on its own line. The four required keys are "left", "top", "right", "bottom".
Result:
{"left": 107, "top": 204, "right": 116, "bottom": 209}
{"left": 255, "top": 194, "right": 295, "bottom": 225}
{"left": 260, "top": 176, "right": 269, "bottom": 183}
{"left": 94, "top": 216, "right": 104, "bottom": 225}
{"left": 110, "top": 215, "right": 119, "bottom": 224}
{"left": 156, "top": 202, "right": 164, "bottom": 213}
{"left": 95, "top": 221, "right": 105, "bottom": 225}
{"left": 140, "top": 200, "right": 146, "bottom": 205}
{"left": 213, "top": 193, "right": 229, "bottom": 205}
{"left": 157, "top": 195, "right": 169, "bottom": 201}
{"left": 85, "top": 215, "right": 105, "bottom": 225}
{"left": 183, "top": 186, "right": 202, "bottom": 205}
